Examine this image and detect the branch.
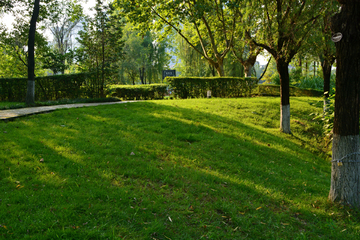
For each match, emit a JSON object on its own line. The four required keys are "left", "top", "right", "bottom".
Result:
{"left": 150, "top": 7, "right": 207, "bottom": 59}
{"left": 259, "top": 56, "right": 272, "bottom": 81}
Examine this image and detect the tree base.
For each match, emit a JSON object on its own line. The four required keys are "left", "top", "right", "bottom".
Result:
{"left": 280, "top": 104, "right": 291, "bottom": 134}
{"left": 25, "top": 80, "right": 35, "bottom": 106}
{"left": 329, "top": 134, "right": 360, "bottom": 207}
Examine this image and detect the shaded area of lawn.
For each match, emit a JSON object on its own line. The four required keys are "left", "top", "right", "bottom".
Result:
{"left": 0, "top": 97, "right": 359, "bottom": 239}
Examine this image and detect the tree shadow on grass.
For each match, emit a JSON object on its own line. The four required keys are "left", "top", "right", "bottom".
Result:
{"left": 0, "top": 100, "right": 350, "bottom": 239}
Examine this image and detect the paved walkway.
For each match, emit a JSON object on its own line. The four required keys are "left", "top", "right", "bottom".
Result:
{"left": 0, "top": 101, "right": 135, "bottom": 120}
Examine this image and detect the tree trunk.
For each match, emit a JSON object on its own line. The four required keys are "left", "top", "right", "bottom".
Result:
{"left": 214, "top": 58, "right": 224, "bottom": 77}
{"left": 321, "top": 57, "right": 334, "bottom": 112}
{"left": 25, "top": 0, "right": 40, "bottom": 106}
{"left": 139, "top": 67, "right": 145, "bottom": 84}
{"left": 276, "top": 58, "right": 291, "bottom": 134}
{"left": 321, "top": 58, "right": 332, "bottom": 99}
{"left": 329, "top": 0, "right": 360, "bottom": 207}
{"left": 244, "top": 63, "right": 253, "bottom": 77}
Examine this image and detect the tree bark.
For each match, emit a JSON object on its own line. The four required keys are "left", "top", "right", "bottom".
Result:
{"left": 329, "top": 0, "right": 360, "bottom": 207}
{"left": 276, "top": 58, "right": 291, "bottom": 134}
{"left": 321, "top": 58, "right": 333, "bottom": 99}
{"left": 212, "top": 58, "right": 224, "bottom": 77}
{"left": 321, "top": 58, "right": 333, "bottom": 113}
{"left": 244, "top": 64, "right": 253, "bottom": 78}
{"left": 25, "top": 0, "right": 40, "bottom": 106}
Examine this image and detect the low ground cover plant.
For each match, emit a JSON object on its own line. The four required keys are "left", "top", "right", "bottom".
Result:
{"left": 0, "top": 97, "right": 359, "bottom": 239}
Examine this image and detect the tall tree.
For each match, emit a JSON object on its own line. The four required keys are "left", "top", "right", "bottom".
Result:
{"left": 118, "top": 24, "right": 170, "bottom": 85}
{"left": 230, "top": 4, "right": 263, "bottom": 78}
{"left": 116, "top": 0, "right": 241, "bottom": 76}
{"left": 319, "top": 15, "right": 336, "bottom": 100}
{"left": 25, "top": 0, "right": 40, "bottom": 106}
{"left": 329, "top": 0, "right": 360, "bottom": 207}
{"left": 76, "top": 0, "right": 124, "bottom": 97}
{"left": 46, "top": 0, "right": 83, "bottom": 74}
{"left": 250, "top": 0, "right": 327, "bottom": 133}
{"left": 0, "top": 22, "right": 48, "bottom": 77}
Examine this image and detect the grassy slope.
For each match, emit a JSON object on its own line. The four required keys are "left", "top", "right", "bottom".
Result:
{"left": 0, "top": 97, "right": 359, "bottom": 239}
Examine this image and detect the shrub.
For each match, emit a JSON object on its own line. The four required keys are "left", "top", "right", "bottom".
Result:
{"left": 110, "top": 84, "right": 168, "bottom": 100}
{"left": 165, "top": 77, "right": 259, "bottom": 99}
{"left": 258, "top": 84, "right": 323, "bottom": 97}
{"left": 0, "top": 73, "right": 101, "bottom": 102}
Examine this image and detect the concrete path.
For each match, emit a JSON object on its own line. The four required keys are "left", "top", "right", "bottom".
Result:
{"left": 0, "top": 101, "right": 135, "bottom": 120}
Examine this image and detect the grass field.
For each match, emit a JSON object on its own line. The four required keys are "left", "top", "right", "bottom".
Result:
{"left": 1, "top": 97, "right": 359, "bottom": 239}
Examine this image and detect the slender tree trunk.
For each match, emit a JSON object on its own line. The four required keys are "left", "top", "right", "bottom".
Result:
{"left": 322, "top": 58, "right": 332, "bottom": 99}
{"left": 25, "top": 0, "right": 40, "bottom": 106}
{"left": 329, "top": 0, "right": 360, "bottom": 207}
{"left": 322, "top": 58, "right": 333, "bottom": 113}
{"left": 139, "top": 67, "right": 145, "bottom": 84}
{"left": 276, "top": 58, "right": 291, "bottom": 134}
{"left": 210, "top": 65, "right": 216, "bottom": 77}
{"left": 101, "top": 37, "right": 105, "bottom": 98}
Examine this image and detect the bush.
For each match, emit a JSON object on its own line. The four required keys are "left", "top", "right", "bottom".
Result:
{"left": 0, "top": 73, "right": 101, "bottom": 102}
{"left": 258, "top": 84, "right": 323, "bottom": 97}
{"left": 165, "top": 77, "right": 258, "bottom": 99}
{"left": 292, "top": 76, "right": 336, "bottom": 95}
{"left": 110, "top": 84, "right": 168, "bottom": 100}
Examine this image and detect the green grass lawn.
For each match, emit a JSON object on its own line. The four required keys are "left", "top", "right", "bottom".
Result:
{"left": 1, "top": 97, "right": 359, "bottom": 239}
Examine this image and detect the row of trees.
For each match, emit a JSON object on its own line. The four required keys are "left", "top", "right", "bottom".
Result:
{"left": 0, "top": 0, "right": 171, "bottom": 100}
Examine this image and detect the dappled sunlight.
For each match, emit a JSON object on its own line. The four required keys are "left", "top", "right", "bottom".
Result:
{"left": 85, "top": 114, "right": 111, "bottom": 122}
{"left": 1, "top": 98, "right": 355, "bottom": 239}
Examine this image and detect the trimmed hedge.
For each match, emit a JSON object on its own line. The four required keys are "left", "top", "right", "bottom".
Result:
{"left": 165, "top": 77, "right": 259, "bottom": 99}
{"left": 110, "top": 84, "right": 168, "bottom": 100}
{"left": 258, "top": 84, "right": 323, "bottom": 97}
{"left": 0, "top": 73, "right": 102, "bottom": 102}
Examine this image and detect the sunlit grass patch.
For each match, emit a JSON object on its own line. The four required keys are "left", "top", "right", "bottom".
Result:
{"left": 1, "top": 97, "right": 359, "bottom": 239}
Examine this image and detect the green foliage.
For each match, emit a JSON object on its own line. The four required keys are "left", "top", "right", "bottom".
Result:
{"left": 76, "top": 0, "right": 124, "bottom": 96}
{"left": 166, "top": 77, "right": 258, "bottom": 99}
{"left": 0, "top": 20, "right": 49, "bottom": 78}
{"left": 258, "top": 84, "right": 323, "bottom": 97}
{"left": 311, "top": 94, "right": 335, "bottom": 139}
{"left": 292, "top": 76, "right": 336, "bottom": 95}
{"left": 118, "top": 24, "right": 170, "bottom": 85}
{"left": 116, "top": 0, "right": 242, "bottom": 76}
{"left": 41, "top": 49, "right": 75, "bottom": 75}
{"left": 109, "top": 84, "right": 168, "bottom": 100}
{"left": 0, "top": 73, "right": 106, "bottom": 102}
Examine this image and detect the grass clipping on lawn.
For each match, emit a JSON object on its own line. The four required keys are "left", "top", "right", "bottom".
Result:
{"left": 1, "top": 97, "right": 359, "bottom": 239}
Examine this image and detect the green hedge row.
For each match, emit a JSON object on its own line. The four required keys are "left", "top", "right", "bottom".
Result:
{"left": 165, "top": 77, "right": 259, "bottom": 99}
{"left": 111, "top": 84, "right": 168, "bottom": 100}
{"left": 0, "top": 73, "right": 102, "bottom": 102}
{"left": 258, "top": 84, "right": 323, "bottom": 97}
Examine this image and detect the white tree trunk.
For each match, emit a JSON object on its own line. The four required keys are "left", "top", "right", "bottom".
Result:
{"left": 280, "top": 104, "right": 291, "bottom": 134}
{"left": 25, "top": 80, "right": 35, "bottom": 105}
{"left": 329, "top": 134, "right": 360, "bottom": 207}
